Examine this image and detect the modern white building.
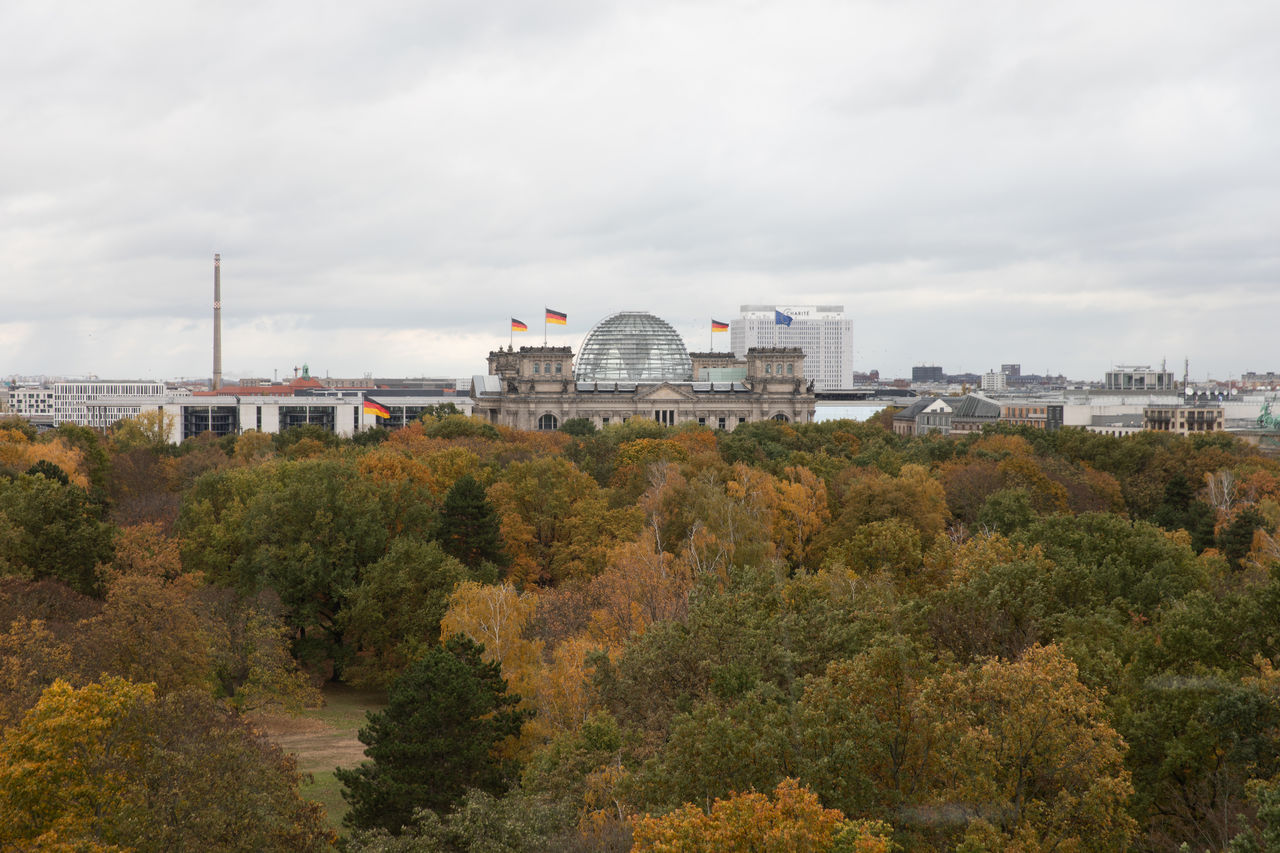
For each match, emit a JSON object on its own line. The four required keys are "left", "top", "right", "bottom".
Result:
{"left": 1103, "top": 365, "right": 1176, "bottom": 392}
{"left": 38, "top": 380, "right": 167, "bottom": 427}
{"left": 86, "top": 392, "right": 472, "bottom": 444}
{"left": 8, "top": 387, "right": 56, "bottom": 423}
{"left": 730, "top": 305, "right": 853, "bottom": 391}
{"left": 981, "top": 371, "right": 1008, "bottom": 392}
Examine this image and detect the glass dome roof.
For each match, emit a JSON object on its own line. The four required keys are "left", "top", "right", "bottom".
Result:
{"left": 574, "top": 312, "right": 693, "bottom": 383}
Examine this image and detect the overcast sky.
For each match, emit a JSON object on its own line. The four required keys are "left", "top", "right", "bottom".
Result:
{"left": 2, "top": 0, "right": 1277, "bottom": 384}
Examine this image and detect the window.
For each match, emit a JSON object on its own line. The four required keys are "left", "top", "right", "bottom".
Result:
{"left": 698, "top": 416, "right": 706, "bottom": 426}
{"left": 601, "top": 416, "right": 610, "bottom": 425}
{"left": 772, "top": 413, "right": 789, "bottom": 422}
{"left": 533, "top": 363, "right": 540, "bottom": 374}
{"left": 544, "top": 363, "right": 551, "bottom": 374}
{"left": 738, "top": 417, "right": 746, "bottom": 424}
{"left": 654, "top": 409, "right": 676, "bottom": 426}
{"left": 765, "top": 363, "right": 772, "bottom": 374}
{"left": 537, "top": 413, "right": 559, "bottom": 430}
{"left": 786, "top": 363, "right": 793, "bottom": 375}
{"left": 718, "top": 417, "right": 726, "bottom": 430}
{"left": 776, "top": 364, "right": 783, "bottom": 375}
{"left": 554, "top": 363, "right": 562, "bottom": 375}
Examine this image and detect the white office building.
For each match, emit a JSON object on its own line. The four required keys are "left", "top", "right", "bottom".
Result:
{"left": 981, "top": 371, "right": 1008, "bottom": 392}
{"left": 8, "top": 387, "right": 56, "bottom": 423}
{"left": 730, "top": 305, "right": 853, "bottom": 391}
{"left": 51, "top": 381, "right": 166, "bottom": 427}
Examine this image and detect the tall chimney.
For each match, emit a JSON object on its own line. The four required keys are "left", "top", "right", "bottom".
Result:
{"left": 213, "top": 253, "right": 223, "bottom": 391}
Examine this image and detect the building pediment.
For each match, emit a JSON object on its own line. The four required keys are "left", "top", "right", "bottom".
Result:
{"left": 636, "top": 383, "right": 698, "bottom": 402}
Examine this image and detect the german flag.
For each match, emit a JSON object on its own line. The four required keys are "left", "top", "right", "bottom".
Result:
{"left": 545, "top": 308, "right": 567, "bottom": 325}
{"left": 363, "top": 399, "right": 390, "bottom": 418}
{"left": 711, "top": 319, "right": 729, "bottom": 332}
{"left": 511, "top": 318, "right": 528, "bottom": 332}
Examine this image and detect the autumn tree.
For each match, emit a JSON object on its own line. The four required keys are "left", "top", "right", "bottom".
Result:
{"left": 108, "top": 409, "right": 176, "bottom": 453}
{"left": 796, "top": 639, "right": 940, "bottom": 820}
{"left": 338, "top": 635, "right": 531, "bottom": 833}
{"left": 632, "top": 778, "right": 894, "bottom": 853}
{"left": 487, "top": 457, "right": 641, "bottom": 586}
{"left": 0, "top": 678, "right": 333, "bottom": 851}
{"left": 929, "top": 644, "right": 1138, "bottom": 851}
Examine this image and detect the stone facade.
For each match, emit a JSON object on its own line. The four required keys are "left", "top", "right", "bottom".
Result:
{"left": 473, "top": 345, "right": 816, "bottom": 431}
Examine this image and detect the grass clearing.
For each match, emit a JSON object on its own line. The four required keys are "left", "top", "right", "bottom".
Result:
{"left": 255, "top": 683, "right": 385, "bottom": 832}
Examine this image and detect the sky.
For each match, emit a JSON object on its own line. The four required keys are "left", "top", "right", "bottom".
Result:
{"left": 2, "top": 0, "right": 1277, "bottom": 384}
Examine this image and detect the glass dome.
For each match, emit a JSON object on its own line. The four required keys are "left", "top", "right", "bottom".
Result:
{"left": 574, "top": 312, "right": 693, "bottom": 383}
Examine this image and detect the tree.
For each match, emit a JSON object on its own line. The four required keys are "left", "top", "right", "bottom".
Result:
{"left": 432, "top": 474, "right": 508, "bottom": 571}
{"left": 632, "top": 778, "right": 894, "bottom": 853}
{"left": 108, "top": 409, "right": 176, "bottom": 453}
{"left": 0, "top": 473, "right": 116, "bottom": 596}
{"left": 0, "top": 678, "right": 333, "bottom": 852}
{"left": 337, "top": 635, "right": 531, "bottom": 833}
{"left": 796, "top": 639, "right": 939, "bottom": 819}
{"left": 487, "top": 457, "right": 640, "bottom": 586}
{"left": 930, "top": 644, "right": 1138, "bottom": 851}
{"left": 343, "top": 539, "right": 470, "bottom": 688}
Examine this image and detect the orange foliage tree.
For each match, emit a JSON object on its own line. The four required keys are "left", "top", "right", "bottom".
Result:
{"left": 632, "top": 778, "right": 894, "bottom": 852}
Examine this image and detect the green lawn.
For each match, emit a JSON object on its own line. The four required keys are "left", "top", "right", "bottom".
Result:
{"left": 262, "top": 683, "right": 385, "bottom": 833}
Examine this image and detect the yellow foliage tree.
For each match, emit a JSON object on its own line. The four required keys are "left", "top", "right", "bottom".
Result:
{"left": 0, "top": 429, "right": 89, "bottom": 488}
{"left": 440, "top": 582, "right": 545, "bottom": 747}
{"left": 632, "top": 778, "right": 895, "bottom": 852}
{"left": 929, "top": 644, "right": 1138, "bottom": 851}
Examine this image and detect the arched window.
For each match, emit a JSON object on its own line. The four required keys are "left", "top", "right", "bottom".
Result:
{"left": 776, "top": 363, "right": 784, "bottom": 375}
{"left": 537, "top": 413, "right": 559, "bottom": 430}
{"left": 786, "top": 363, "right": 794, "bottom": 375}
{"left": 772, "top": 413, "right": 789, "bottom": 422}
{"left": 544, "top": 362, "right": 551, "bottom": 374}
{"left": 533, "top": 362, "right": 540, "bottom": 374}
{"left": 765, "top": 363, "right": 772, "bottom": 374}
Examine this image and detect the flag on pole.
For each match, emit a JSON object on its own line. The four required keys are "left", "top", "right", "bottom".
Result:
{"left": 545, "top": 308, "right": 567, "bottom": 325}
{"left": 774, "top": 310, "right": 793, "bottom": 327}
{"left": 711, "top": 319, "right": 729, "bottom": 332}
{"left": 511, "top": 318, "right": 528, "bottom": 331}
{"left": 363, "top": 399, "right": 390, "bottom": 418}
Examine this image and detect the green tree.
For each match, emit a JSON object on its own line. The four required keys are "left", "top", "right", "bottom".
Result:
{"left": 338, "top": 635, "right": 531, "bottom": 833}
{"left": 559, "top": 417, "right": 597, "bottom": 436}
{"left": 25, "top": 459, "right": 70, "bottom": 485}
{"left": 343, "top": 539, "right": 470, "bottom": 688}
{"left": 432, "top": 474, "right": 508, "bottom": 572}
{"left": 0, "top": 473, "right": 116, "bottom": 596}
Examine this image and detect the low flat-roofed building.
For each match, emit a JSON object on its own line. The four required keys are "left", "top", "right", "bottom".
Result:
{"left": 1087, "top": 413, "right": 1146, "bottom": 437}
{"left": 1143, "top": 402, "right": 1224, "bottom": 434}
{"left": 1105, "top": 365, "right": 1176, "bottom": 392}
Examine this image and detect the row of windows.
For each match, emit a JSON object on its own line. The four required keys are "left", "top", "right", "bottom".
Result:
{"left": 532, "top": 362, "right": 564, "bottom": 375}
{"left": 763, "top": 363, "right": 795, "bottom": 375}
{"left": 536, "top": 412, "right": 789, "bottom": 431}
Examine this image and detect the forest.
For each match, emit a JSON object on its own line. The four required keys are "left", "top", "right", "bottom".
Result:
{"left": 3, "top": 407, "right": 1280, "bottom": 852}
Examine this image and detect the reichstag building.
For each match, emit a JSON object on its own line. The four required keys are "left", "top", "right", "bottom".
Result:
{"left": 470, "top": 311, "right": 816, "bottom": 431}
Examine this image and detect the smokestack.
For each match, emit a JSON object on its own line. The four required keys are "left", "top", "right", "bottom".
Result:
{"left": 213, "top": 253, "right": 222, "bottom": 391}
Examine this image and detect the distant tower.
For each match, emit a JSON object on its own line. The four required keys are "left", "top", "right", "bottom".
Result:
{"left": 213, "top": 253, "right": 223, "bottom": 391}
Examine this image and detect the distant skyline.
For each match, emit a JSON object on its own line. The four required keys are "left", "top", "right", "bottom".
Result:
{"left": 2, "top": 1, "right": 1277, "bottom": 383}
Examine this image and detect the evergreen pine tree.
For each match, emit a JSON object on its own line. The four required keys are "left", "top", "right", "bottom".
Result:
{"left": 337, "top": 635, "right": 529, "bottom": 833}
{"left": 433, "top": 474, "right": 508, "bottom": 570}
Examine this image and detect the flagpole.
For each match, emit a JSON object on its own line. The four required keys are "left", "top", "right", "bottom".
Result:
{"left": 509, "top": 319, "right": 513, "bottom": 350}
{"left": 544, "top": 308, "right": 547, "bottom": 346}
